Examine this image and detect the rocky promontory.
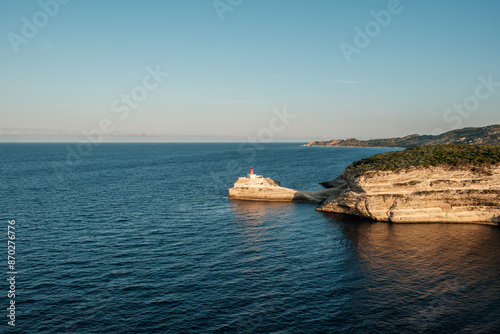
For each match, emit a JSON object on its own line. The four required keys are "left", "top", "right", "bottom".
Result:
{"left": 318, "top": 145, "right": 500, "bottom": 224}
{"left": 229, "top": 145, "right": 500, "bottom": 225}
{"left": 228, "top": 173, "right": 338, "bottom": 203}
{"left": 317, "top": 165, "right": 500, "bottom": 224}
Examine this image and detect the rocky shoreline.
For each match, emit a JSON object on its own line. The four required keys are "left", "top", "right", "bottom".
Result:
{"left": 228, "top": 145, "right": 500, "bottom": 225}
{"left": 316, "top": 165, "right": 500, "bottom": 224}
{"left": 228, "top": 175, "right": 339, "bottom": 203}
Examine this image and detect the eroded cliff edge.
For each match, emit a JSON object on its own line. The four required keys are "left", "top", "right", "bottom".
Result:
{"left": 317, "top": 145, "right": 500, "bottom": 225}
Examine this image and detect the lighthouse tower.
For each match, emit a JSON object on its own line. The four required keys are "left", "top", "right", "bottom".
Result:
{"left": 247, "top": 166, "right": 256, "bottom": 179}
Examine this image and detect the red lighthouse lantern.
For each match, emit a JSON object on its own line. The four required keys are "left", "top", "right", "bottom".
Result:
{"left": 250, "top": 166, "right": 254, "bottom": 174}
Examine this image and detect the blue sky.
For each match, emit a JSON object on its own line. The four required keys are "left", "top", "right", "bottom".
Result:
{"left": 1, "top": 0, "right": 499, "bottom": 142}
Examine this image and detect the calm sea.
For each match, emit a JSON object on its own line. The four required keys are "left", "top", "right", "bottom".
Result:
{"left": 1, "top": 143, "right": 499, "bottom": 333}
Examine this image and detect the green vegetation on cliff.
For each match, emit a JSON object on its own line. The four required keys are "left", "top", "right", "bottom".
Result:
{"left": 348, "top": 145, "right": 500, "bottom": 174}
{"left": 305, "top": 124, "right": 500, "bottom": 147}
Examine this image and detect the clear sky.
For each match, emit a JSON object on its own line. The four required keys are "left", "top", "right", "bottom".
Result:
{"left": 1, "top": 0, "right": 499, "bottom": 142}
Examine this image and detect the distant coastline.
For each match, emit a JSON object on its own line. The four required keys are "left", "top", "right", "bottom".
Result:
{"left": 302, "top": 124, "right": 500, "bottom": 148}
{"left": 304, "top": 145, "right": 405, "bottom": 149}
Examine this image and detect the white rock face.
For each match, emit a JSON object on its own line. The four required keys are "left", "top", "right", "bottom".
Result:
{"left": 228, "top": 176, "right": 297, "bottom": 201}
{"left": 228, "top": 176, "right": 338, "bottom": 203}
{"left": 317, "top": 165, "right": 500, "bottom": 224}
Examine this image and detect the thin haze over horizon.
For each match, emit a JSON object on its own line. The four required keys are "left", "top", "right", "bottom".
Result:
{"left": 1, "top": 0, "right": 499, "bottom": 142}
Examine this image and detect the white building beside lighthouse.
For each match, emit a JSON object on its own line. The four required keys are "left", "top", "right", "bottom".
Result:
{"left": 230, "top": 167, "right": 281, "bottom": 188}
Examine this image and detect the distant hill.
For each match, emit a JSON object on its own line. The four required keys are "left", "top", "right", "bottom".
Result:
{"left": 303, "top": 124, "right": 500, "bottom": 148}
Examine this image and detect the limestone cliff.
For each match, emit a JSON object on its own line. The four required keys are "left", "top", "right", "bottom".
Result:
{"left": 317, "top": 145, "right": 500, "bottom": 224}
{"left": 229, "top": 145, "right": 500, "bottom": 224}
{"left": 317, "top": 165, "right": 500, "bottom": 224}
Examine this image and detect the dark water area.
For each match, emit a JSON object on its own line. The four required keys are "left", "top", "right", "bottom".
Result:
{"left": 1, "top": 143, "right": 499, "bottom": 333}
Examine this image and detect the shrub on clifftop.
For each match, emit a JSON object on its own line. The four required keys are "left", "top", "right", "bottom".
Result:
{"left": 348, "top": 145, "right": 500, "bottom": 174}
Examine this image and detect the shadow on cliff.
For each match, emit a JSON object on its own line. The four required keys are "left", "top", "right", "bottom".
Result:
{"left": 292, "top": 192, "right": 321, "bottom": 204}
{"left": 292, "top": 187, "right": 344, "bottom": 204}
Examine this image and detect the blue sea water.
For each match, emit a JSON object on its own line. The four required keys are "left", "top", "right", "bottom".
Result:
{"left": 1, "top": 143, "right": 499, "bottom": 333}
